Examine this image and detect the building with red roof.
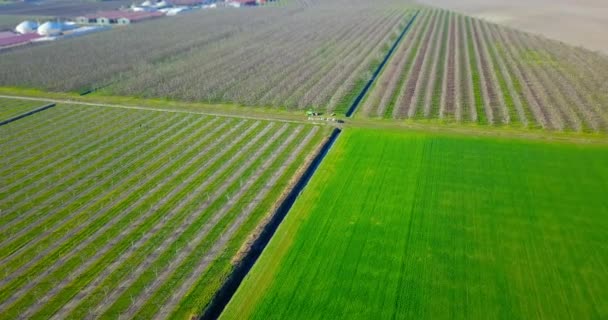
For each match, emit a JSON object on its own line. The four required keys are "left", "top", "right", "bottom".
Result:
{"left": 0, "top": 33, "right": 41, "bottom": 49}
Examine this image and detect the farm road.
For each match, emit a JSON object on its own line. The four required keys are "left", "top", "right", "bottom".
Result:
{"left": 1, "top": 94, "right": 606, "bottom": 144}
{"left": 0, "top": 95, "right": 313, "bottom": 125}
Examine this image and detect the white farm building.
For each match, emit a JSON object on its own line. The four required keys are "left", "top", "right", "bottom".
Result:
{"left": 15, "top": 21, "right": 38, "bottom": 34}
{"left": 37, "top": 21, "right": 63, "bottom": 36}
{"left": 75, "top": 11, "right": 164, "bottom": 25}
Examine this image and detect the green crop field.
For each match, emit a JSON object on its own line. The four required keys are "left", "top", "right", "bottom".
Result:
{"left": 222, "top": 128, "right": 608, "bottom": 319}
{"left": 1, "top": 0, "right": 608, "bottom": 318}
{"left": 0, "top": 104, "right": 327, "bottom": 319}
{"left": 0, "top": 98, "right": 49, "bottom": 123}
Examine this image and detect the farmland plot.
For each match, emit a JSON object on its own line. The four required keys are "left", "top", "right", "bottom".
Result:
{"left": 0, "top": 98, "right": 49, "bottom": 123}
{"left": 361, "top": 8, "right": 608, "bottom": 132}
{"left": 0, "top": 0, "right": 418, "bottom": 112}
{"left": 222, "top": 128, "right": 608, "bottom": 319}
{"left": 0, "top": 104, "right": 327, "bottom": 319}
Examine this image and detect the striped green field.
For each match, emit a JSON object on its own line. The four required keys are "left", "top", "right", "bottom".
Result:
{"left": 0, "top": 104, "right": 327, "bottom": 319}
{"left": 0, "top": 98, "right": 48, "bottom": 123}
{"left": 222, "top": 128, "right": 608, "bottom": 319}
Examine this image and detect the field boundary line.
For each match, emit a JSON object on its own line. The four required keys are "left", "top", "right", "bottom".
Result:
{"left": 0, "top": 95, "right": 311, "bottom": 125}
{"left": 0, "top": 103, "right": 56, "bottom": 126}
{"left": 345, "top": 10, "right": 420, "bottom": 117}
{"left": 200, "top": 128, "right": 342, "bottom": 320}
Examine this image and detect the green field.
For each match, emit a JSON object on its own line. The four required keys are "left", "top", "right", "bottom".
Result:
{"left": 222, "top": 128, "right": 608, "bottom": 319}
{"left": 0, "top": 104, "right": 327, "bottom": 319}
{"left": 1, "top": 0, "right": 608, "bottom": 317}
{"left": 0, "top": 98, "right": 48, "bottom": 123}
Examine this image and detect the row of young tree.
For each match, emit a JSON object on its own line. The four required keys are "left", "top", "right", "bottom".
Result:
{"left": 0, "top": 0, "right": 415, "bottom": 112}
{"left": 362, "top": 9, "right": 608, "bottom": 132}
{"left": 0, "top": 104, "right": 325, "bottom": 319}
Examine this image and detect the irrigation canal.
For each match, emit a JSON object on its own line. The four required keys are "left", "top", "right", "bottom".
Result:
{"left": 202, "top": 10, "right": 420, "bottom": 319}
{"left": 345, "top": 10, "right": 420, "bottom": 117}
{"left": 200, "top": 128, "right": 341, "bottom": 320}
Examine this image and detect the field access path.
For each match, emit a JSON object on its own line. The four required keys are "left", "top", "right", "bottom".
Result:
{"left": 0, "top": 95, "right": 310, "bottom": 125}
{"left": 1, "top": 93, "right": 606, "bottom": 146}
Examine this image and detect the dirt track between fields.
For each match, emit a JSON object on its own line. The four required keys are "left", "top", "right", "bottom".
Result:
{"left": 0, "top": 94, "right": 311, "bottom": 124}
{"left": 1, "top": 94, "right": 606, "bottom": 145}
